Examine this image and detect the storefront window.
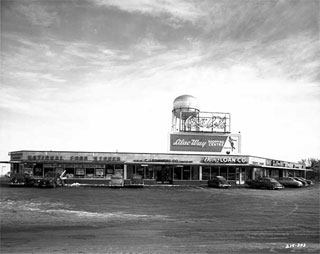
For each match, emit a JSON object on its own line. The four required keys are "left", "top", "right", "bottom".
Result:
{"left": 44, "top": 167, "right": 54, "bottom": 175}
{"left": 65, "top": 167, "right": 75, "bottom": 178}
{"left": 94, "top": 168, "right": 103, "bottom": 178}
{"left": 106, "top": 165, "right": 114, "bottom": 179}
{"left": 75, "top": 168, "right": 85, "bottom": 178}
{"left": 115, "top": 164, "right": 123, "bottom": 175}
{"left": 174, "top": 166, "right": 182, "bottom": 180}
{"left": 34, "top": 167, "right": 43, "bottom": 177}
{"left": 183, "top": 166, "right": 190, "bottom": 180}
{"left": 192, "top": 166, "right": 199, "bottom": 180}
{"left": 126, "top": 164, "right": 134, "bottom": 179}
{"left": 145, "top": 167, "right": 154, "bottom": 179}
{"left": 254, "top": 168, "right": 264, "bottom": 179}
{"left": 271, "top": 170, "right": 279, "bottom": 178}
{"left": 136, "top": 167, "right": 144, "bottom": 176}
{"left": 288, "top": 170, "right": 294, "bottom": 177}
{"left": 86, "top": 168, "right": 94, "bottom": 178}
{"left": 220, "top": 167, "right": 227, "bottom": 179}
{"left": 246, "top": 168, "right": 253, "bottom": 180}
{"left": 211, "top": 167, "right": 219, "bottom": 178}
{"left": 55, "top": 167, "right": 64, "bottom": 175}
{"left": 228, "top": 167, "right": 236, "bottom": 180}
{"left": 202, "top": 166, "right": 210, "bottom": 180}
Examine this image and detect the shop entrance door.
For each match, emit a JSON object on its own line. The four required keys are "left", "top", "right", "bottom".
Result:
{"left": 156, "top": 165, "right": 173, "bottom": 184}
{"left": 236, "top": 168, "right": 246, "bottom": 184}
{"left": 239, "top": 170, "right": 246, "bottom": 184}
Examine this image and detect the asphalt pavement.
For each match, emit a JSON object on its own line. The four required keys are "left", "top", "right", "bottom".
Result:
{"left": 0, "top": 179, "right": 319, "bottom": 254}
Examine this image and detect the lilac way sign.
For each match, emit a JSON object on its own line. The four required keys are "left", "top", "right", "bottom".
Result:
{"left": 170, "top": 133, "right": 229, "bottom": 152}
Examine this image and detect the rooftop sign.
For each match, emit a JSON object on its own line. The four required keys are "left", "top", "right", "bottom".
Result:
{"left": 170, "top": 133, "right": 240, "bottom": 153}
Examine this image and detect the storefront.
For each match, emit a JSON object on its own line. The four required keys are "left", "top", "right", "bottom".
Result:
{"left": 7, "top": 95, "right": 309, "bottom": 185}
{"left": 8, "top": 150, "right": 306, "bottom": 185}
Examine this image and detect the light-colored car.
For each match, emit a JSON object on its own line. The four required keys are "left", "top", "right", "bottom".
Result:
{"left": 127, "top": 174, "right": 144, "bottom": 188}
{"left": 276, "top": 177, "right": 303, "bottom": 188}
{"left": 293, "top": 177, "right": 310, "bottom": 186}
{"left": 301, "top": 177, "right": 314, "bottom": 186}
{"left": 208, "top": 176, "right": 231, "bottom": 188}
{"left": 109, "top": 174, "right": 124, "bottom": 188}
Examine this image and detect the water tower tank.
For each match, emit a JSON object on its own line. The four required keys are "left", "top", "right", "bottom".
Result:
{"left": 173, "top": 95, "right": 200, "bottom": 120}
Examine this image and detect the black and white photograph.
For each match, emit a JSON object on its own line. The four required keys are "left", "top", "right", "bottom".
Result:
{"left": 0, "top": 0, "right": 319, "bottom": 253}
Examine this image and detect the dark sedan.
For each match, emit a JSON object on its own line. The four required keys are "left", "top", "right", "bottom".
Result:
{"left": 36, "top": 173, "right": 65, "bottom": 188}
{"left": 246, "top": 177, "right": 284, "bottom": 190}
{"left": 208, "top": 176, "right": 231, "bottom": 188}
{"left": 9, "top": 173, "right": 35, "bottom": 187}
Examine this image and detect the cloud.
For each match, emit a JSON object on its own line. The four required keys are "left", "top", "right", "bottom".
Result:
{"left": 8, "top": 71, "right": 66, "bottom": 83}
{"left": 134, "top": 33, "right": 167, "bottom": 55}
{"left": 14, "top": 0, "right": 60, "bottom": 27}
{"left": 90, "top": 0, "right": 205, "bottom": 24}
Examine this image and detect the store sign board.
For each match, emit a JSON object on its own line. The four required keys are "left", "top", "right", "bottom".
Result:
{"left": 11, "top": 153, "right": 23, "bottom": 161}
{"left": 26, "top": 154, "right": 121, "bottom": 162}
{"left": 249, "top": 157, "right": 266, "bottom": 166}
{"left": 133, "top": 159, "right": 193, "bottom": 163}
{"left": 202, "top": 156, "right": 248, "bottom": 164}
{"left": 170, "top": 133, "right": 240, "bottom": 153}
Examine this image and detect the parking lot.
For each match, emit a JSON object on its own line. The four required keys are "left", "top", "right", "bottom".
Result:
{"left": 0, "top": 180, "right": 319, "bottom": 254}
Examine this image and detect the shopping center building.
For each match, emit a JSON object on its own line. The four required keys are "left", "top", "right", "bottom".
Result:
{"left": 8, "top": 95, "right": 307, "bottom": 185}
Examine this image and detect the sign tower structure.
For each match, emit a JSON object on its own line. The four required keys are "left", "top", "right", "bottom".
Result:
{"left": 170, "top": 95, "right": 241, "bottom": 154}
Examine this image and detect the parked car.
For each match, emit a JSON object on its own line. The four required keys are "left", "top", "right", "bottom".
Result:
{"left": 208, "top": 176, "right": 231, "bottom": 188}
{"left": 9, "top": 173, "right": 35, "bottom": 187}
{"left": 293, "top": 177, "right": 309, "bottom": 186}
{"left": 127, "top": 174, "right": 144, "bottom": 188}
{"left": 276, "top": 177, "right": 303, "bottom": 188}
{"left": 246, "top": 177, "right": 284, "bottom": 190}
{"left": 5, "top": 172, "right": 12, "bottom": 178}
{"left": 36, "top": 172, "right": 65, "bottom": 188}
{"left": 303, "top": 178, "right": 314, "bottom": 186}
{"left": 109, "top": 173, "right": 124, "bottom": 188}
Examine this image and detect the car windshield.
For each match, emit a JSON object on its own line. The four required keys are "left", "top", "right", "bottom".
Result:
{"left": 12, "top": 173, "right": 29, "bottom": 178}
{"left": 262, "top": 178, "right": 277, "bottom": 182}
{"left": 45, "top": 173, "right": 58, "bottom": 177}
{"left": 111, "top": 174, "right": 123, "bottom": 179}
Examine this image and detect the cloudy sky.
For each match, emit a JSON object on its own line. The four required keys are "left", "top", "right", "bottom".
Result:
{"left": 1, "top": 0, "right": 319, "bottom": 162}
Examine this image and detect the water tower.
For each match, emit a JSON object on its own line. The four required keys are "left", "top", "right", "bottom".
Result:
{"left": 172, "top": 95, "right": 200, "bottom": 132}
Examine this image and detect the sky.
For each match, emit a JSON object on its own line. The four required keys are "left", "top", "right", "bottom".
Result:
{"left": 1, "top": 0, "right": 319, "bottom": 163}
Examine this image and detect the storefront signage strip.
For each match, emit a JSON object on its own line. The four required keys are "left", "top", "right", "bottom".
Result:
{"left": 133, "top": 159, "right": 193, "bottom": 163}
{"left": 27, "top": 155, "right": 121, "bottom": 162}
{"left": 202, "top": 157, "right": 248, "bottom": 164}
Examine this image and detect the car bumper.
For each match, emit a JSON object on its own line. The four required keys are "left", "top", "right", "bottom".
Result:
{"left": 110, "top": 183, "right": 124, "bottom": 187}
{"left": 39, "top": 182, "right": 54, "bottom": 187}
{"left": 9, "top": 182, "right": 26, "bottom": 186}
{"left": 273, "top": 185, "right": 284, "bottom": 189}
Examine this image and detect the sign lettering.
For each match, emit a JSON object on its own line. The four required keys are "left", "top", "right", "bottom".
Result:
{"left": 202, "top": 157, "right": 248, "bottom": 164}
{"left": 170, "top": 133, "right": 234, "bottom": 153}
